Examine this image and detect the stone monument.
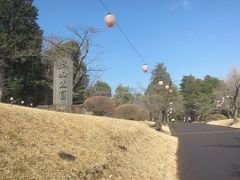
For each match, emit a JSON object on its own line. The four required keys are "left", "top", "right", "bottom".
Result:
{"left": 53, "top": 58, "right": 73, "bottom": 106}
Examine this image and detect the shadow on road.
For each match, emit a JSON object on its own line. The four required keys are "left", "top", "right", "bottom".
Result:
{"left": 169, "top": 123, "right": 240, "bottom": 180}
{"left": 231, "top": 164, "right": 240, "bottom": 178}
{"left": 234, "top": 137, "right": 240, "bottom": 141}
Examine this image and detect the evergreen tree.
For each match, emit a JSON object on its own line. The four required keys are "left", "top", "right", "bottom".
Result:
{"left": 0, "top": 0, "right": 48, "bottom": 105}
{"left": 114, "top": 84, "right": 134, "bottom": 106}
{"left": 180, "top": 75, "right": 201, "bottom": 120}
{"left": 146, "top": 63, "right": 171, "bottom": 94}
{"left": 144, "top": 63, "right": 179, "bottom": 130}
{"left": 180, "top": 75, "right": 220, "bottom": 121}
{"left": 93, "top": 80, "right": 111, "bottom": 97}
{"left": 202, "top": 75, "right": 220, "bottom": 96}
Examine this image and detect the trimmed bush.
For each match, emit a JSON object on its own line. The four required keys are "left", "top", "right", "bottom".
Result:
{"left": 137, "top": 108, "right": 151, "bottom": 121}
{"left": 116, "top": 104, "right": 150, "bottom": 121}
{"left": 116, "top": 104, "right": 139, "bottom": 120}
{"left": 206, "top": 114, "right": 228, "bottom": 121}
{"left": 83, "top": 96, "right": 116, "bottom": 117}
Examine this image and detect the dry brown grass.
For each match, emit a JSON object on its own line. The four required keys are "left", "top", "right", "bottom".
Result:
{"left": 0, "top": 103, "right": 178, "bottom": 179}
{"left": 207, "top": 119, "right": 240, "bottom": 129}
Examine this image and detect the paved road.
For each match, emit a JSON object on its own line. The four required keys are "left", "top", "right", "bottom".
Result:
{"left": 169, "top": 123, "right": 240, "bottom": 180}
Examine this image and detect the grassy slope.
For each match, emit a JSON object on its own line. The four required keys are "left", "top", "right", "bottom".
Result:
{"left": 0, "top": 103, "right": 178, "bottom": 179}
{"left": 207, "top": 119, "right": 240, "bottom": 129}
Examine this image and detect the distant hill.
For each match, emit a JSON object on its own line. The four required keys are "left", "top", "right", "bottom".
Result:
{"left": 0, "top": 103, "right": 177, "bottom": 179}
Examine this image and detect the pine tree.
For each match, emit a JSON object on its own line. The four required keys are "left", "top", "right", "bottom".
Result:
{"left": 0, "top": 0, "right": 48, "bottom": 105}
{"left": 144, "top": 63, "right": 178, "bottom": 130}
{"left": 180, "top": 75, "right": 220, "bottom": 121}
{"left": 146, "top": 63, "right": 171, "bottom": 94}
{"left": 93, "top": 81, "right": 111, "bottom": 97}
{"left": 114, "top": 84, "right": 134, "bottom": 106}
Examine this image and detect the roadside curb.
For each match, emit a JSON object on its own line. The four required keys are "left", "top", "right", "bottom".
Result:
{"left": 206, "top": 123, "right": 240, "bottom": 131}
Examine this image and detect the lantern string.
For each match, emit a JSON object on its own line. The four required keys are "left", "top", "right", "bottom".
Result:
{"left": 97, "top": 0, "right": 146, "bottom": 64}
{"left": 98, "top": 0, "right": 110, "bottom": 12}
{"left": 115, "top": 23, "right": 145, "bottom": 64}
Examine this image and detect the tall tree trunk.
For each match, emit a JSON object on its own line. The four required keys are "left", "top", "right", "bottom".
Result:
{"left": 156, "top": 112, "right": 163, "bottom": 131}
{"left": 155, "top": 120, "right": 162, "bottom": 131}
{"left": 227, "top": 106, "right": 231, "bottom": 119}
{"left": 233, "top": 85, "right": 240, "bottom": 123}
{"left": 233, "top": 104, "right": 238, "bottom": 123}
{"left": 233, "top": 99, "right": 238, "bottom": 123}
{"left": 0, "top": 67, "right": 3, "bottom": 102}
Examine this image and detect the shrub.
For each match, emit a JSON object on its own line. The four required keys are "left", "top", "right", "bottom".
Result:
{"left": 206, "top": 114, "right": 228, "bottom": 121}
{"left": 83, "top": 96, "right": 116, "bottom": 117}
{"left": 116, "top": 104, "right": 150, "bottom": 121}
{"left": 71, "top": 105, "right": 85, "bottom": 114}
{"left": 116, "top": 104, "right": 139, "bottom": 120}
{"left": 137, "top": 108, "right": 151, "bottom": 121}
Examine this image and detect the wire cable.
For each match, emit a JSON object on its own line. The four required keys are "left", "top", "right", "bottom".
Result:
{"left": 97, "top": 0, "right": 146, "bottom": 64}
{"left": 116, "top": 23, "right": 145, "bottom": 64}
{"left": 98, "top": 0, "right": 110, "bottom": 12}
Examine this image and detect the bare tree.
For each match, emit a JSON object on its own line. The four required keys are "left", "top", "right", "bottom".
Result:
{"left": 43, "top": 26, "right": 104, "bottom": 103}
{"left": 225, "top": 67, "right": 240, "bottom": 123}
{"left": 216, "top": 67, "right": 240, "bottom": 123}
{"left": 213, "top": 81, "right": 231, "bottom": 117}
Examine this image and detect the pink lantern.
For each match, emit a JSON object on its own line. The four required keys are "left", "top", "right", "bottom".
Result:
{"left": 104, "top": 13, "right": 116, "bottom": 28}
{"left": 142, "top": 64, "right": 148, "bottom": 73}
{"left": 169, "top": 89, "right": 173, "bottom": 93}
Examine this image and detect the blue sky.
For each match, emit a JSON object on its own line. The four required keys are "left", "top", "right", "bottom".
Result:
{"left": 34, "top": 0, "right": 240, "bottom": 92}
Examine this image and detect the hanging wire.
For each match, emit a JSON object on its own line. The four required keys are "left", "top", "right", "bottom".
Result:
{"left": 116, "top": 23, "right": 146, "bottom": 64}
{"left": 97, "top": 0, "right": 146, "bottom": 64}
{"left": 98, "top": 0, "right": 110, "bottom": 12}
